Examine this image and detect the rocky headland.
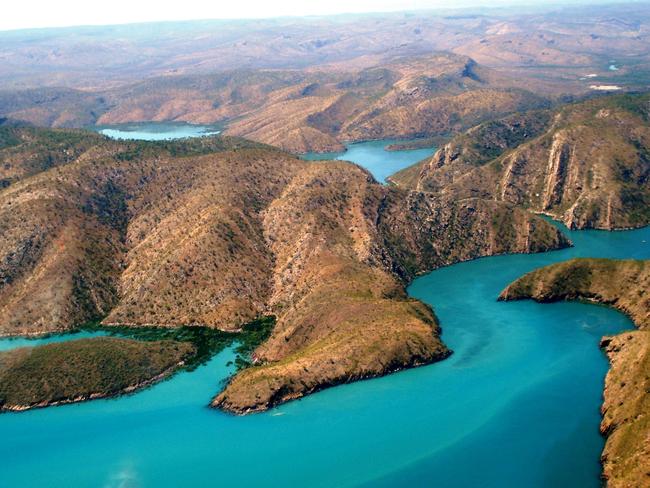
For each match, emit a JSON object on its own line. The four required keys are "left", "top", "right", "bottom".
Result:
{"left": 499, "top": 258, "right": 649, "bottom": 487}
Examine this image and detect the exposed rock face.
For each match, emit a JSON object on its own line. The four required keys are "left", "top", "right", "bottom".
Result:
{"left": 1, "top": 127, "right": 569, "bottom": 412}
{"left": 600, "top": 331, "right": 650, "bottom": 488}
{"left": 395, "top": 94, "right": 650, "bottom": 230}
{"left": 542, "top": 134, "right": 572, "bottom": 210}
{"left": 499, "top": 258, "right": 650, "bottom": 488}
{"left": 389, "top": 109, "right": 551, "bottom": 191}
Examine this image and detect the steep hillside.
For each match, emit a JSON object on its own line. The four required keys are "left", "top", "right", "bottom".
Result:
{"left": 499, "top": 258, "right": 649, "bottom": 488}
{"left": 390, "top": 109, "right": 552, "bottom": 191}
{"left": 396, "top": 94, "right": 650, "bottom": 230}
{"left": 0, "top": 128, "right": 280, "bottom": 335}
{"left": 0, "top": 127, "right": 569, "bottom": 411}
{"left": 213, "top": 163, "right": 567, "bottom": 413}
{"left": 599, "top": 331, "right": 650, "bottom": 488}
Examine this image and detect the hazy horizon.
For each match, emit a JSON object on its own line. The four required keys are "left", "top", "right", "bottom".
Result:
{"left": 1, "top": 0, "right": 647, "bottom": 32}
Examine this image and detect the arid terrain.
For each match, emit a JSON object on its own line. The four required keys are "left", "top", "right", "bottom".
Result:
{"left": 1, "top": 4, "right": 650, "bottom": 152}
{"left": 0, "top": 4, "right": 648, "bottom": 486}
{"left": 391, "top": 93, "right": 650, "bottom": 230}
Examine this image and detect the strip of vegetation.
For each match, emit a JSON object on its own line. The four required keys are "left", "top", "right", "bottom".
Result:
{"left": 113, "top": 135, "right": 275, "bottom": 161}
{"left": 384, "top": 136, "right": 449, "bottom": 151}
{"left": 82, "top": 316, "right": 276, "bottom": 371}
{"left": 0, "top": 126, "right": 21, "bottom": 150}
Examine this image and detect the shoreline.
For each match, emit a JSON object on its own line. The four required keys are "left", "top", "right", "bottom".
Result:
{"left": 498, "top": 258, "right": 649, "bottom": 486}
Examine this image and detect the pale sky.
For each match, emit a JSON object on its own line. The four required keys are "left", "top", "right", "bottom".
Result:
{"left": 0, "top": 0, "right": 639, "bottom": 31}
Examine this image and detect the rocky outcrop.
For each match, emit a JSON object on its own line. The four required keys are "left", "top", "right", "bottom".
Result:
{"left": 599, "top": 331, "right": 650, "bottom": 488}
{"left": 398, "top": 94, "right": 650, "bottom": 230}
{"left": 499, "top": 258, "right": 650, "bottom": 488}
{"left": 390, "top": 109, "right": 551, "bottom": 191}
{"left": 542, "top": 133, "right": 572, "bottom": 210}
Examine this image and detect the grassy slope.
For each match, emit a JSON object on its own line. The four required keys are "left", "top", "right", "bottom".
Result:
{"left": 499, "top": 258, "right": 649, "bottom": 488}
{"left": 0, "top": 337, "right": 195, "bottom": 411}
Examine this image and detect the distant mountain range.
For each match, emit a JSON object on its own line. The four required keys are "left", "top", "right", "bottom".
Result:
{"left": 1, "top": 3, "right": 649, "bottom": 152}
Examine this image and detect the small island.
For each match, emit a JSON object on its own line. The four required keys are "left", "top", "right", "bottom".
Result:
{"left": 0, "top": 337, "right": 195, "bottom": 412}
{"left": 499, "top": 258, "right": 649, "bottom": 488}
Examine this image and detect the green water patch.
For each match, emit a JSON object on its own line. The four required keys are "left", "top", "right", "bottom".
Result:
{"left": 81, "top": 316, "right": 275, "bottom": 371}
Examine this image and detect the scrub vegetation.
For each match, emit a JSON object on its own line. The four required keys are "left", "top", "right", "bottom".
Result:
{"left": 0, "top": 338, "right": 195, "bottom": 411}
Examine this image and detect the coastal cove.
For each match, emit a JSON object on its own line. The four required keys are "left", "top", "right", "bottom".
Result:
{"left": 0, "top": 129, "right": 648, "bottom": 488}
{"left": 302, "top": 139, "right": 437, "bottom": 183}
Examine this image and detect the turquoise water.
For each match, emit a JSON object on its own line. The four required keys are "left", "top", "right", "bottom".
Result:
{"left": 0, "top": 140, "right": 648, "bottom": 487}
{"left": 96, "top": 122, "right": 221, "bottom": 141}
{"left": 302, "top": 139, "right": 436, "bottom": 183}
{"left": 0, "top": 330, "right": 108, "bottom": 352}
